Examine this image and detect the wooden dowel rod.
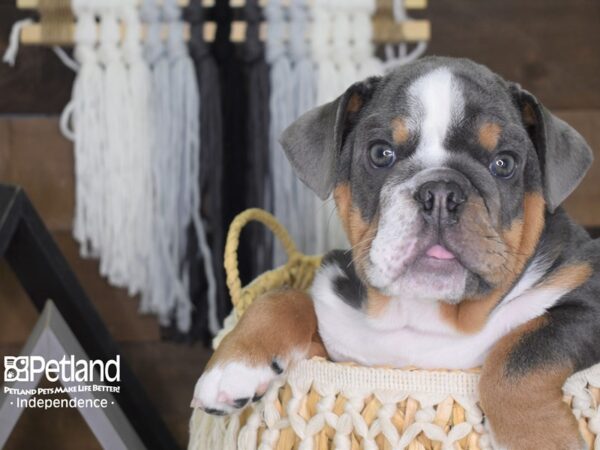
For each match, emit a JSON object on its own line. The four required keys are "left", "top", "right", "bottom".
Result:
{"left": 17, "top": 0, "right": 189, "bottom": 9}
{"left": 18, "top": 22, "right": 241, "bottom": 45}
{"left": 186, "top": 20, "right": 430, "bottom": 43}
{"left": 376, "top": 0, "right": 427, "bottom": 12}
{"left": 224, "top": 0, "right": 427, "bottom": 8}
{"left": 372, "top": 17, "right": 430, "bottom": 43}
{"left": 19, "top": 23, "right": 192, "bottom": 45}
{"left": 19, "top": 18, "right": 430, "bottom": 45}
{"left": 18, "top": 0, "right": 425, "bottom": 10}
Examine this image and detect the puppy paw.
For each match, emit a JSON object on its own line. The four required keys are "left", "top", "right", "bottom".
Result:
{"left": 191, "top": 358, "right": 286, "bottom": 415}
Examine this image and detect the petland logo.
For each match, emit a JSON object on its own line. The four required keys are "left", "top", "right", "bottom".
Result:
{"left": 4, "top": 355, "right": 121, "bottom": 383}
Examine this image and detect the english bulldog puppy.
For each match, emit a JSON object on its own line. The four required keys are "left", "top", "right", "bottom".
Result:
{"left": 192, "top": 57, "right": 600, "bottom": 449}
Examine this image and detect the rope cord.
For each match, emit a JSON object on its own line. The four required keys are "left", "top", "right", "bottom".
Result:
{"left": 382, "top": 0, "right": 429, "bottom": 71}
{"left": 2, "top": 18, "right": 34, "bottom": 66}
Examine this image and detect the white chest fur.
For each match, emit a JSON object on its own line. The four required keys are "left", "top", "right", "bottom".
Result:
{"left": 311, "top": 261, "right": 569, "bottom": 369}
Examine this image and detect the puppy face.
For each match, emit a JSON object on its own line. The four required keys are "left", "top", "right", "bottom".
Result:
{"left": 281, "top": 57, "right": 592, "bottom": 305}
{"left": 340, "top": 63, "right": 541, "bottom": 302}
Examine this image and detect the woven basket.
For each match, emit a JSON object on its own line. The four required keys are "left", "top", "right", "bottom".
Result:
{"left": 189, "top": 209, "right": 600, "bottom": 450}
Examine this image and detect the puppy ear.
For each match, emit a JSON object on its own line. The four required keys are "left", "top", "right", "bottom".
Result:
{"left": 511, "top": 85, "right": 593, "bottom": 212}
{"left": 279, "top": 77, "right": 381, "bottom": 200}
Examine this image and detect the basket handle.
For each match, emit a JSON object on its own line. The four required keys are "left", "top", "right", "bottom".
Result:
{"left": 224, "top": 208, "right": 300, "bottom": 307}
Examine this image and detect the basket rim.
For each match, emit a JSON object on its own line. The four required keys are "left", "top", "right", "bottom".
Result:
{"left": 287, "top": 357, "right": 600, "bottom": 398}
{"left": 288, "top": 358, "right": 481, "bottom": 397}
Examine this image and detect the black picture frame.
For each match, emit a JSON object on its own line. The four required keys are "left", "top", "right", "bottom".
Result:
{"left": 0, "top": 184, "right": 179, "bottom": 450}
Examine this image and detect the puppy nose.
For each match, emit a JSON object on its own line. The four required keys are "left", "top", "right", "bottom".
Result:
{"left": 415, "top": 180, "right": 467, "bottom": 222}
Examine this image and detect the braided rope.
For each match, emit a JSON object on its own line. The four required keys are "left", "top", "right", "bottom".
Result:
{"left": 223, "top": 208, "right": 321, "bottom": 316}
{"left": 192, "top": 209, "right": 600, "bottom": 449}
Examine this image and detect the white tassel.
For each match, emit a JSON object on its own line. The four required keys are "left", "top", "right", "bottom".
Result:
{"left": 266, "top": 0, "right": 297, "bottom": 266}
{"left": 309, "top": 0, "right": 349, "bottom": 254}
{"left": 331, "top": 0, "right": 358, "bottom": 92}
{"left": 142, "top": 0, "right": 187, "bottom": 325}
{"left": 68, "top": 0, "right": 105, "bottom": 262}
{"left": 288, "top": 0, "right": 318, "bottom": 255}
{"left": 312, "top": 0, "right": 338, "bottom": 106}
{"left": 97, "top": 0, "right": 133, "bottom": 288}
{"left": 121, "top": 0, "right": 154, "bottom": 300}
{"left": 351, "top": 0, "right": 384, "bottom": 79}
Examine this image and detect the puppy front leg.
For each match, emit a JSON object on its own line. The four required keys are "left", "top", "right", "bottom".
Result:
{"left": 191, "top": 289, "right": 324, "bottom": 415}
{"left": 480, "top": 311, "right": 595, "bottom": 450}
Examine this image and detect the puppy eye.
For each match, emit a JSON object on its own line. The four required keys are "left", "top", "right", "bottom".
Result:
{"left": 369, "top": 144, "right": 396, "bottom": 168}
{"left": 489, "top": 152, "right": 517, "bottom": 179}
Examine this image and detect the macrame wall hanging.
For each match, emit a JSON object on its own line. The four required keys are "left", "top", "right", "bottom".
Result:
{"left": 4, "top": 0, "right": 218, "bottom": 336}
{"left": 4, "top": 0, "right": 431, "bottom": 340}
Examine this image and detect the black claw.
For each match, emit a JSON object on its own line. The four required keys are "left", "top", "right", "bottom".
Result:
{"left": 204, "top": 408, "right": 227, "bottom": 416}
{"left": 252, "top": 393, "right": 264, "bottom": 402}
{"left": 270, "top": 358, "right": 284, "bottom": 374}
{"left": 233, "top": 397, "right": 250, "bottom": 408}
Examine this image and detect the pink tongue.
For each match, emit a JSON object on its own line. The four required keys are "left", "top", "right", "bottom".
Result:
{"left": 426, "top": 245, "right": 455, "bottom": 260}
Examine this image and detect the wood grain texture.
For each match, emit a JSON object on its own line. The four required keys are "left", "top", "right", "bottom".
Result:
{"left": 0, "top": 117, "right": 75, "bottom": 231}
{"left": 1, "top": 1, "right": 599, "bottom": 112}
{"left": 419, "top": 0, "right": 600, "bottom": 109}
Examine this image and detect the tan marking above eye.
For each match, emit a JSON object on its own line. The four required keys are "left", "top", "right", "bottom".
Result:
{"left": 391, "top": 117, "right": 409, "bottom": 145}
{"left": 478, "top": 122, "right": 502, "bottom": 151}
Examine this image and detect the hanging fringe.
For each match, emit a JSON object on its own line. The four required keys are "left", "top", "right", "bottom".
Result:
{"left": 310, "top": 0, "right": 349, "bottom": 254}
{"left": 352, "top": 0, "right": 384, "bottom": 79}
{"left": 185, "top": 0, "right": 227, "bottom": 340}
{"left": 163, "top": 0, "right": 217, "bottom": 333}
{"left": 266, "top": 0, "right": 297, "bottom": 267}
{"left": 288, "top": 0, "right": 318, "bottom": 255}
{"left": 242, "top": 0, "right": 273, "bottom": 278}
{"left": 97, "top": 2, "right": 133, "bottom": 289}
{"left": 121, "top": 0, "right": 154, "bottom": 301}
{"left": 141, "top": 0, "right": 192, "bottom": 331}
{"left": 68, "top": 0, "right": 104, "bottom": 262}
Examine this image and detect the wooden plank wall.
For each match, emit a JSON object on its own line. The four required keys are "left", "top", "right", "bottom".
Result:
{"left": 0, "top": 0, "right": 599, "bottom": 448}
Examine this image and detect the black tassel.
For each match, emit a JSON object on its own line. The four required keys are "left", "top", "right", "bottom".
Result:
{"left": 240, "top": 0, "right": 272, "bottom": 279}
{"left": 164, "top": 1, "right": 228, "bottom": 344}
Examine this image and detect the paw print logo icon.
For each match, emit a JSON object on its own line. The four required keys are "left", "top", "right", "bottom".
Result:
{"left": 4, "top": 356, "right": 28, "bottom": 382}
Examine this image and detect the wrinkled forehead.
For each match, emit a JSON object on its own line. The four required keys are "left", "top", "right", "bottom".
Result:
{"left": 375, "top": 60, "right": 518, "bottom": 119}
{"left": 360, "top": 60, "right": 524, "bottom": 159}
